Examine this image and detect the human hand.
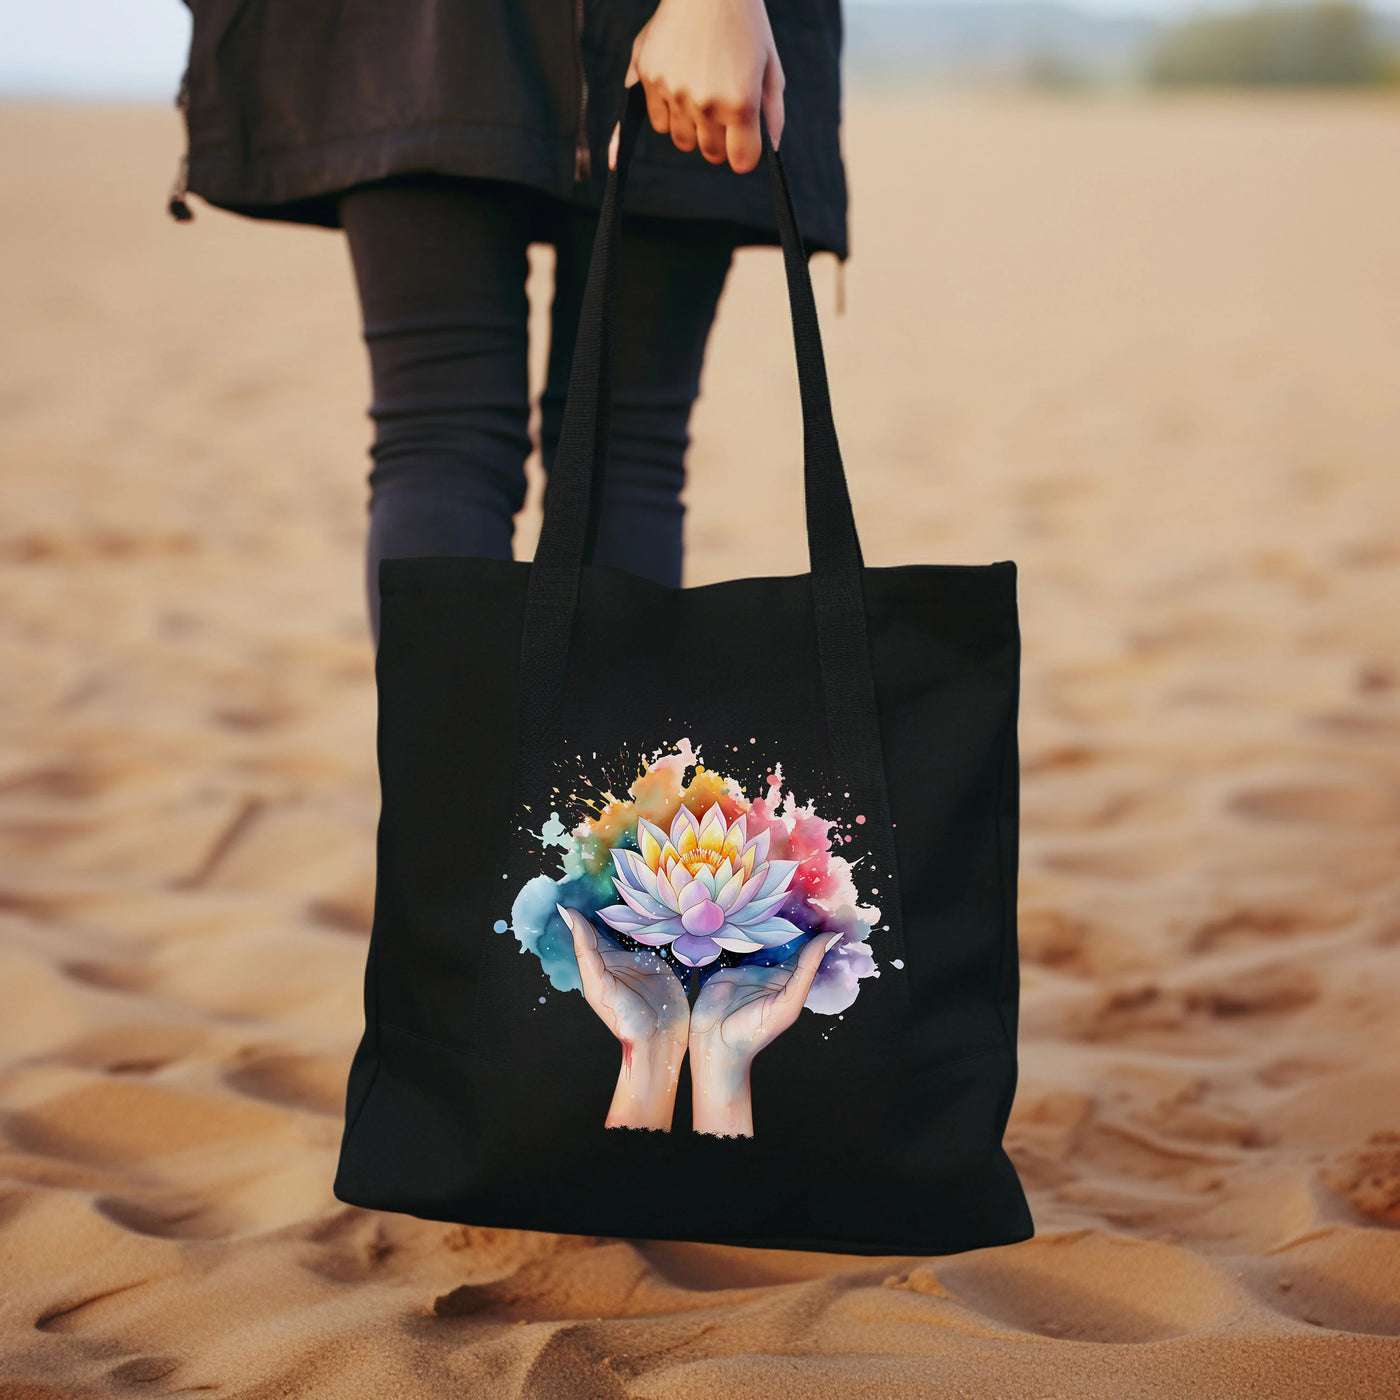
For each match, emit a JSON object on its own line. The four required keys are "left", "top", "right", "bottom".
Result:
{"left": 609, "top": 0, "right": 785, "bottom": 174}
{"left": 688, "top": 931, "right": 838, "bottom": 1136}
{"left": 558, "top": 904, "right": 689, "bottom": 1130}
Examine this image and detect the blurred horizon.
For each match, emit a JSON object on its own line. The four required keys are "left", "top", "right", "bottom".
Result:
{"left": 3, "top": 0, "right": 1400, "bottom": 100}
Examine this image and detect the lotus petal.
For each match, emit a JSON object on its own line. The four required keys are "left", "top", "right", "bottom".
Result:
{"left": 595, "top": 903, "right": 647, "bottom": 931}
{"left": 628, "top": 925, "right": 685, "bottom": 947}
{"left": 741, "top": 827, "right": 771, "bottom": 869}
{"left": 720, "top": 815, "right": 747, "bottom": 862}
{"left": 631, "top": 846, "right": 661, "bottom": 884}
{"left": 755, "top": 858, "right": 799, "bottom": 899}
{"left": 680, "top": 897, "right": 725, "bottom": 936}
{"left": 729, "top": 889, "right": 793, "bottom": 926}
{"left": 614, "top": 848, "right": 657, "bottom": 896}
{"left": 670, "top": 805, "right": 701, "bottom": 847}
{"left": 698, "top": 804, "right": 727, "bottom": 851}
{"left": 732, "top": 914, "right": 805, "bottom": 945}
{"left": 637, "top": 818, "right": 668, "bottom": 871}
{"left": 598, "top": 907, "right": 685, "bottom": 944}
{"left": 671, "top": 932, "right": 722, "bottom": 967}
{"left": 616, "top": 882, "right": 671, "bottom": 920}
{"left": 714, "top": 868, "right": 744, "bottom": 909}
{"left": 724, "top": 875, "right": 764, "bottom": 917}
{"left": 712, "top": 933, "right": 764, "bottom": 953}
{"left": 653, "top": 863, "right": 681, "bottom": 912}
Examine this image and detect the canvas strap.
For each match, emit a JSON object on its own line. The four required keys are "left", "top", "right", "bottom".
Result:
{"left": 518, "top": 86, "right": 909, "bottom": 1000}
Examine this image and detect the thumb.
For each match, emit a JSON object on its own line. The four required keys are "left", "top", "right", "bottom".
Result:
{"left": 626, "top": 28, "right": 645, "bottom": 87}
{"left": 777, "top": 931, "right": 838, "bottom": 1017}
{"left": 761, "top": 52, "right": 785, "bottom": 151}
{"left": 559, "top": 904, "right": 606, "bottom": 997}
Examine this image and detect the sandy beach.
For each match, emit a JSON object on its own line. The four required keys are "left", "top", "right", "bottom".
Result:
{"left": 1, "top": 91, "right": 1398, "bottom": 1396}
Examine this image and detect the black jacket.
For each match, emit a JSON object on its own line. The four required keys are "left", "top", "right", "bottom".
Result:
{"left": 179, "top": 0, "right": 848, "bottom": 257}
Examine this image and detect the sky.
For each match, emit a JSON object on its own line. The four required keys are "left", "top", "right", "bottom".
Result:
{"left": 0, "top": 0, "right": 191, "bottom": 99}
{"left": 0, "top": 0, "right": 1394, "bottom": 99}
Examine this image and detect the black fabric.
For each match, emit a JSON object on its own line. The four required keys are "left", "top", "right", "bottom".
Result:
{"left": 334, "top": 87, "right": 1032, "bottom": 1255}
{"left": 340, "top": 174, "right": 736, "bottom": 635}
{"left": 178, "top": 0, "right": 849, "bottom": 258}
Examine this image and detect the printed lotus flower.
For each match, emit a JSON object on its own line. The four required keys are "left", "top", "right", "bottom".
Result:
{"left": 597, "top": 805, "right": 801, "bottom": 968}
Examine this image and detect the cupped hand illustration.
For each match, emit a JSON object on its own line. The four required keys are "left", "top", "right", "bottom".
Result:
{"left": 558, "top": 904, "right": 689, "bottom": 1131}
{"left": 559, "top": 904, "right": 837, "bottom": 1136}
{"left": 688, "top": 931, "right": 838, "bottom": 1137}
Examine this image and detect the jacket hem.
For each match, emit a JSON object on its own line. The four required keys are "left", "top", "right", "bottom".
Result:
{"left": 186, "top": 120, "right": 848, "bottom": 258}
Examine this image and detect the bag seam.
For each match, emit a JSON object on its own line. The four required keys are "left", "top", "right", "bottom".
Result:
{"left": 342, "top": 948, "right": 383, "bottom": 1143}
{"left": 991, "top": 658, "right": 1021, "bottom": 1062}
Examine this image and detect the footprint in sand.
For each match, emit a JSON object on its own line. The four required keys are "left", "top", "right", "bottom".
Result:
{"left": 1017, "top": 908, "right": 1092, "bottom": 971}
{"left": 35, "top": 1280, "right": 150, "bottom": 1333}
{"left": 1229, "top": 781, "right": 1400, "bottom": 827}
{"left": 1017, "top": 908, "right": 1151, "bottom": 977}
{"left": 302, "top": 1209, "right": 403, "bottom": 1283}
{"left": 1325, "top": 1132, "right": 1400, "bottom": 1227}
{"left": 61, "top": 959, "right": 153, "bottom": 994}
{"left": 95, "top": 1193, "right": 232, "bottom": 1241}
{"left": 0, "top": 759, "right": 114, "bottom": 801}
{"left": 0, "top": 815, "right": 94, "bottom": 858}
{"left": 640, "top": 1239, "right": 863, "bottom": 1291}
{"left": 433, "top": 1241, "right": 654, "bottom": 1323}
{"left": 55, "top": 1025, "right": 207, "bottom": 1075}
{"left": 1042, "top": 839, "right": 1188, "bottom": 881}
{"left": 108, "top": 1355, "right": 183, "bottom": 1384}
{"left": 1180, "top": 964, "right": 1321, "bottom": 1019}
{"left": 1311, "top": 709, "right": 1400, "bottom": 740}
{"left": 224, "top": 1050, "right": 350, "bottom": 1116}
{"left": 936, "top": 1233, "right": 1247, "bottom": 1343}
{"left": 0, "top": 527, "right": 198, "bottom": 564}
{"left": 1003, "top": 1087, "right": 1094, "bottom": 1189}
{"left": 1076, "top": 964, "right": 1320, "bottom": 1041}
{"left": 3, "top": 1078, "right": 289, "bottom": 1168}
{"left": 1189, "top": 896, "right": 1357, "bottom": 954}
{"left": 307, "top": 871, "right": 377, "bottom": 936}
{"left": 211, "top": 703, "right": 300, "bottom": 732}
{"left": 1253, "top": 1229, "right": 1400, "bottom": 1337}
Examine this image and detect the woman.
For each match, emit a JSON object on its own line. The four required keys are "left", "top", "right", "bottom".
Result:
{"left": 175, "top": 0, "right": 846, "bottom": 634}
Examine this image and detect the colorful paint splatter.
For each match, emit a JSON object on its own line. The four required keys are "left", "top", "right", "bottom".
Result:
{"left": 501, "top": 740, "right": 882, "bottom": 1136}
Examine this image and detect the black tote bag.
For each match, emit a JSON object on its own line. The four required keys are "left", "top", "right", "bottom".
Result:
{"left": 334, "top": 87, "right": 1033, "bottom": 1256}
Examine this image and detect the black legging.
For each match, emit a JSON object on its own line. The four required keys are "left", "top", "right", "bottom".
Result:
{"left": 340, "top": 176, "right": 737, "bottom": 636}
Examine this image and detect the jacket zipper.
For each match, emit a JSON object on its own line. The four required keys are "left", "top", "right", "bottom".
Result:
{"left": 572, "top": 0, "right": 592, "bottom": 182}
{"left": 168, "top": 73, "right": 194, "bottom": 221}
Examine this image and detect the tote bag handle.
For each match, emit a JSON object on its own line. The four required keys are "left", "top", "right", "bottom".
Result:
{"left": 530, "top": 83, "right": 864, "bottom": 586}
{"left": 518, "top": 88, "right": 906, "bottom": 1007}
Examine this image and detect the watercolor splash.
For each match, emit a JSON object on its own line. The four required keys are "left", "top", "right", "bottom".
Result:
{"left": 506, "top": 739, "right": 880, "bottom": 1015}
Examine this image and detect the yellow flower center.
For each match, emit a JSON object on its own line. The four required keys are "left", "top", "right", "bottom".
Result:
{"left": 678, "top": 847, "right": 726, "bottom": 877}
